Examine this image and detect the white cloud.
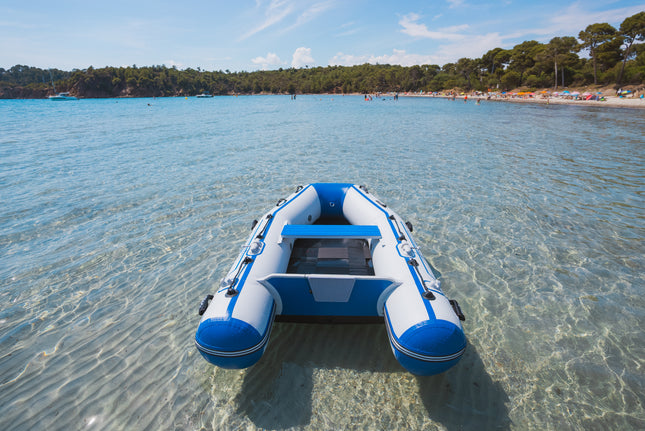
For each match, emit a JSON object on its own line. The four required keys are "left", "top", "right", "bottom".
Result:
{"left": 496, "top": 2, "right": 645, "bottom": 45}
{"left": 371, "top": 49, "right": 436, "bottom": 66}
{"left": 240, "top": 0, "right": 337, "bottom": 40}
{"left": 251, "top": 52, "right": 284, "bottom": 69}
{"left": 399, "top": 13, "right": 466, "bottom": 40}
{"left": 395, "top": 12, "right": 509, "bottom": 64}
{"left": 442, "top": 24, "right": 470, "bottom": 33}
{"left": 292, "top": 47, "right": 314, "bottom": 68}
{"left": 335, "top": 21, "right": 360, "bottom": 37}
{"left": 447, "top": 0, "right": 465, "bottom": 8}
{"left": 328, "top": 35, "right": 513, "bottom": 68}
{"left": 329, "top": 49, "right": 438, "bottom": 67}
{"left": 165, "top": 60, "right": 185, "bottom": 69}
{"left": 435, "top": 33, "right": 505, "bottom": 63}
{"left": 239, "top": 0, "right": 294, "bottom": 41}
{"left": 336, "top": 27, "right": 359, "bottom": 37}
{"left": 328, "top": 52, "right": 369, "bottom": 66}
{"left": 284, "top": 1, "right": 335, "bottom": 32}
{"left": 537, "top": 2, "right": 645, "bottom": 39}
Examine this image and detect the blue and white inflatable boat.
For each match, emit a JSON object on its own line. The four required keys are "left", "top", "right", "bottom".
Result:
{"left": 195, "top": 183, "right": 466, "bottom": 375}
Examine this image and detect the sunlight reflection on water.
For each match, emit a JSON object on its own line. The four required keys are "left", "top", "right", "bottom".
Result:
{"left": 0, "top": 96, "right": 643, "bottom": 430}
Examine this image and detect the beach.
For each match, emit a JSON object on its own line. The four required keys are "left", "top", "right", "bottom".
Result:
{"left": 402, "top": 87, "right": 645, "bottom": 109}
{"left": 482, "top": 94, "right": 645, "bottom": 109}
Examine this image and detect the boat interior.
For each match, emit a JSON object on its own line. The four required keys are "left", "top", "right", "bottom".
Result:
{"left": 285, "top": 216, "right": 376, "bottom": 276}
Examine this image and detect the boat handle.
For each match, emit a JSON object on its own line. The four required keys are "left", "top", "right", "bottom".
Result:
{"left": 198, "top": 295, "right": 214, "bottom": 315}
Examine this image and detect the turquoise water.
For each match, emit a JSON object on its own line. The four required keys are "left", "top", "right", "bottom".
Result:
{"left": 0, "top": 95, "right": 643, "bottom": 430}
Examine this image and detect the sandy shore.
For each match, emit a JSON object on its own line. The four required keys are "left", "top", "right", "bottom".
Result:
{"left": 403, "top": 92, "right": 645, "bottom": 110}
{"left": 484, "top": 94, "right": 644, "bottom": 110}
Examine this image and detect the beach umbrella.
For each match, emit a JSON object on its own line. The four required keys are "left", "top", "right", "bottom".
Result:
{"left": 561, "top": 90, "right": 570, "bottom": 94}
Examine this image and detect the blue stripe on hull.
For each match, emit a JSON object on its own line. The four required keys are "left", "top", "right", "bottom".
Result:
{"left": 196, "top": 342, "right": 268, "bottom": 369}
{"left": 384, "top": 308, "right": 466, "bottom": 375}
{"left": 195, "top": 305, "right": 275, "bottom": 369}
{"left": 351, "top": 185, "right": 439, "bottom": 321}
{"left": 224, "top": 185, "right": 314, "bottom": 318}
{"left": 390, "top": 344, "right": 465, "bottom": 376}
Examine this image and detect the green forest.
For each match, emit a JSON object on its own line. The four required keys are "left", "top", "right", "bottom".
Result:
{"left": 2, "top": 12, "right": 643, "bottom": 99}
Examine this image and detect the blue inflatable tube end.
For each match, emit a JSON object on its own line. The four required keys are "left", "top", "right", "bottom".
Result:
{"left": 387, "top": 319, "right": 467, "bottom": 376}
{"left": 195, "top": 317, "right": 272, "bottom": 369}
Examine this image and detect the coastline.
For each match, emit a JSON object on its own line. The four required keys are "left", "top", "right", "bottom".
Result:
{"left": 402, "top": 92, "right": 645, "bottom": 110}
{"left": 3, "top": 90, "right": 644, "bottom": 110}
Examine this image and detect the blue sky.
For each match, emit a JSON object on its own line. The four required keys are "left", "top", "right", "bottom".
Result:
{"left": 1, "top": 0, "right": 643, "bottom": 71}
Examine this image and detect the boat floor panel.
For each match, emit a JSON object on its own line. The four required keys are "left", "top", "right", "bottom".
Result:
{"left": 286, "top": 238, "right": 375, "bottom": 275}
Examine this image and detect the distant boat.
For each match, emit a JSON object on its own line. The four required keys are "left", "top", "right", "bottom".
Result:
{"left": 196, "top": 92, "right": 214, "bottom": 98}
{"left": 49, "top": 92, "right": 77, "bottom": 101}
{"left": 48, "top": 69, "right": 77, "bottom": 100}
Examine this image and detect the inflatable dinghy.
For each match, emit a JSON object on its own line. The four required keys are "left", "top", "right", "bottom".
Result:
{"left": 195, "top": 183, "right": 466, "bottom": 375}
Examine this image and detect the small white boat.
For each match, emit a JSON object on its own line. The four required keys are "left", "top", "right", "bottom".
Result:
{"left": 196, "top": 92, "right": 214, "bottom": 98}
{"left": 48, "top": 92, "right": 77, "bottom": 101}
{"left": 195, "top": 183, "right": 467, "bottom": 375}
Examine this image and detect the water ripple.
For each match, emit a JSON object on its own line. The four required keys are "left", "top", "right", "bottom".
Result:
{"left": 0, "top": 96, "right": 643, "bottom": 430}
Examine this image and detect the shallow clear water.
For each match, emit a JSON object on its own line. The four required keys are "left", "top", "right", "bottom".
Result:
{"left": 0, "top": 95, "right": 643, "bottom": 430}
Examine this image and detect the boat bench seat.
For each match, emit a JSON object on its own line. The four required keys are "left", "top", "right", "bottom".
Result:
{"left": 281, "top": 224, "right": 381, "bottom": 239}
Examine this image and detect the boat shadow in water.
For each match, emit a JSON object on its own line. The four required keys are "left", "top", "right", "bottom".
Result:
{"left": 234, "top": 322, "right": 510, "bottom": 430}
